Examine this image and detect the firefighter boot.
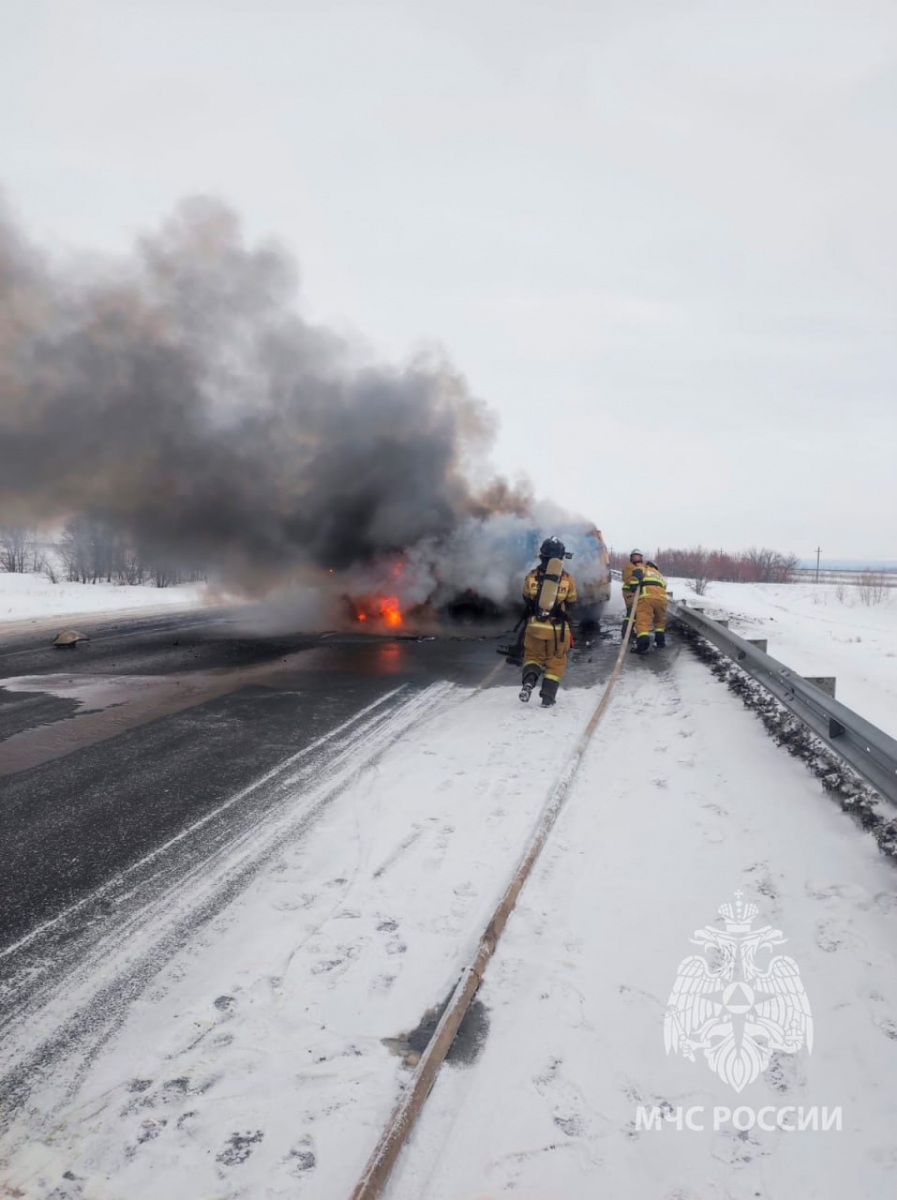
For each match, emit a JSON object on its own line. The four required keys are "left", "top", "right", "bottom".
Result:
{"left": 540, "top": 677, "right": 560, "bottom": 707}
{"left": 635, "top": 634, "right": 651, "bottom": 655}
{"left": 519, "top": 667, "right": 539, "bottom": 703}
{"left": 655, "top": 630, "right": 666, "bottom": 649}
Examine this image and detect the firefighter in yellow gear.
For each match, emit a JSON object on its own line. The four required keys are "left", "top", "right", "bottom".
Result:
{"left": 621, "top": 549, "right": 644, "bottom": 634}
{"left": 520, "top": 536, "right": 578, "bottom": 708}
{"left": 632, "top": 560, "right": 668, "bottom": 654}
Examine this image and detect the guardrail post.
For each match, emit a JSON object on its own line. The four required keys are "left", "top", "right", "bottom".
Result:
{"left": 667, "top": 596, "right": 897, "bottom": 805}
{"left": 747, "top": 638, "right": 768, "bottom": 653}
{"left": 805, "top": 676, "right": 837, "bottom": 698}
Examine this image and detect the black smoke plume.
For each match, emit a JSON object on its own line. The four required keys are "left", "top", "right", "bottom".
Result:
{"left": 0, "top": 195, "right": 530, "bottom": 587}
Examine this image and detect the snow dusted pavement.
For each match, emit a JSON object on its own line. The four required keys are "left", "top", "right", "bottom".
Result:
{"left": 0, "top": 656, "right": 608, "bottom": 1197}
{"left": 390, "top": 651, "right": 897, "bottom": 1200}
{"left": 3, "top": 636, "right": 897, "bottom": 1198}
{"left": 1, "top": 683, "right": 452, "bottom": 1089}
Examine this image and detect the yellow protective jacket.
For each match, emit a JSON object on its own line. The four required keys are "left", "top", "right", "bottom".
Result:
{"left": 635, "top": 563, "right": 667, "bottom": 593}
{"left": 622, "top": 559, "right": 644, "bottom": 598}
{"left": 523, "top": 568, "right": 578, "bottom": 631}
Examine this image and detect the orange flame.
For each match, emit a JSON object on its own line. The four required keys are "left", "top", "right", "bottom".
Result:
{"left": 351, "top": 593, "right": 403, "bottom": 628}
{"left": 379, "top": 596, "right": 402, "bottom": 628}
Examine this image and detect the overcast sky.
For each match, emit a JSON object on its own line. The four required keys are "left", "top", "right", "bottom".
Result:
{"left": 2, "top": 0, "right": 894, "bottom": 558}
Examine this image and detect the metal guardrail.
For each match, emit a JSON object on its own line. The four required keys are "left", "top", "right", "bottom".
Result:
{"left": 669, "top": 599, "right": 897, "bottom": 807}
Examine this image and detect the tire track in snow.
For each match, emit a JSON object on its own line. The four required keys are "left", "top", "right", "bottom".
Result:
{"left": 0, "top": 667, "right": 617, "bottom": 1195}
{"left": 1, "top": 687, "right": 405, "bottom": 964}
{"left": 0, "top": 680, "right": 455, "bottom": 1124}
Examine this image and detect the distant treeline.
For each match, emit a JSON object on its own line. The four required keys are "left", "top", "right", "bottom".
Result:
{"left": 0, "top": 517, "right": 206, "bottom": 587}
{"left": 609, "top": 546, "right": 798, "bottom": 589}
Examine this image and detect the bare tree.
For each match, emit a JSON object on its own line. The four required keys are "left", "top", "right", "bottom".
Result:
{"left": 645, "top": 545, "right": 799, "bottom": 586}
{"left": 688, "top": 546, "right": 710, "bottom": 595}
{"left": 56, "top": 512, "right": 206, "bottom": 588}
{"left": 60, "top": 515, "right": 164, "bottom": 585}
{"left": 856, "top": 570, "right": 886, "bottom": 606}
{"left": 59, "top": 515, "right": 121, "bottom": 583}
{"left": 775, "top": 553, "right": 800, "bottom": 583}
{"left": 0, "top": 526, "right": 37, "bottom": 573}
{"left": 743, "top": 547, "right": 800, "bottom": 583}
{"left": 152, "top": 562, "right": 179, "bottom": 588}
{"left": 117, "top": 546, "right": 147, "bottom": 585}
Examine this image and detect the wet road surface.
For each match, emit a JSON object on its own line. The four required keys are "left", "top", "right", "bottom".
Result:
{"left": 0, "top": 607, "right": 617, "bottom": 1120}
{"left": 0, "top": 609, "right": 615, "bottom": 953}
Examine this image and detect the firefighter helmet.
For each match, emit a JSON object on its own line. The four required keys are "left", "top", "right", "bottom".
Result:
{"left": 539, "top": 536, "right": 566, "bottom": 560}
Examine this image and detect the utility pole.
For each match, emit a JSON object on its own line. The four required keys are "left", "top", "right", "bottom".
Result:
{"left": 816, "top": 546, "right": 821, "bottom": 584}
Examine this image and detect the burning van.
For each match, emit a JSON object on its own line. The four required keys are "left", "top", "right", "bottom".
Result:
{"left": 340, "top": 519, "right": 611, "bottom": 631}
{"left": 556, "top": 525, "right": 612, "bottom": 625}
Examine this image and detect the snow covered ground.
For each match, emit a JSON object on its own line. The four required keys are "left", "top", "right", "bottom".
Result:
{"left": 391, "top": 653, "right": 897, "bottom": 1200}
{"left": 668, "top": 578, "right": 897, "bottom": 739}
{"left": 0, "top": 570, "right": 210, "bottom": 630}
{"left": 4, "top": 617, "right": 897, "bottom": 1198}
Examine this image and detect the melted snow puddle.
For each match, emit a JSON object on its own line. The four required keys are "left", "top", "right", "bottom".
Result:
{"left": 0, "top": 653, "right": 318, "bottom": 776}
{"left": 384, "top": 991, "right": 491, "bottom": 1068}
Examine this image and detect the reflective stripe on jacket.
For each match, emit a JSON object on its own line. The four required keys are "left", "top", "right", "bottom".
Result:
{"left": 640, "top": 566, "right": 666, "bottom": 591}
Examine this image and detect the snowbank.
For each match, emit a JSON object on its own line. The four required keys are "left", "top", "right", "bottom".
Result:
{"left": 669, "top": 579, "right": 897, "bottom": 739}
{"left": 0, "top": 571, "right": 210, "bottom": 627}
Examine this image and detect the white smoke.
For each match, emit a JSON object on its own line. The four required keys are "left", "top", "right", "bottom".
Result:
{"left": 242, "top": 500, "right": 608, "bottom": 632}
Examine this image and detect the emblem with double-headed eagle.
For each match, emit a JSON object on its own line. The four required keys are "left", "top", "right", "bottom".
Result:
{"left": 664, "top": 892, "right": 813, "bottom": 1092}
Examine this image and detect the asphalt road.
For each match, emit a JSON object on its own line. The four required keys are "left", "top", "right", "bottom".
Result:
{"left": 0, "top": 606, "right": 617, "bottom": 1119}
{"left": 0, "top": 608, "right": 616, "bottom": 950}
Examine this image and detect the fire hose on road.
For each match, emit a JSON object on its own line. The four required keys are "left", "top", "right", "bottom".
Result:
{"left": 349, "top": 598, "right": 643, "bottom": 1200}
{"left": 351, "top": 584, "right": 897, "bottom": 1196}
{"left": 351, "top": 581, "right": 897, "bottom": 1197}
